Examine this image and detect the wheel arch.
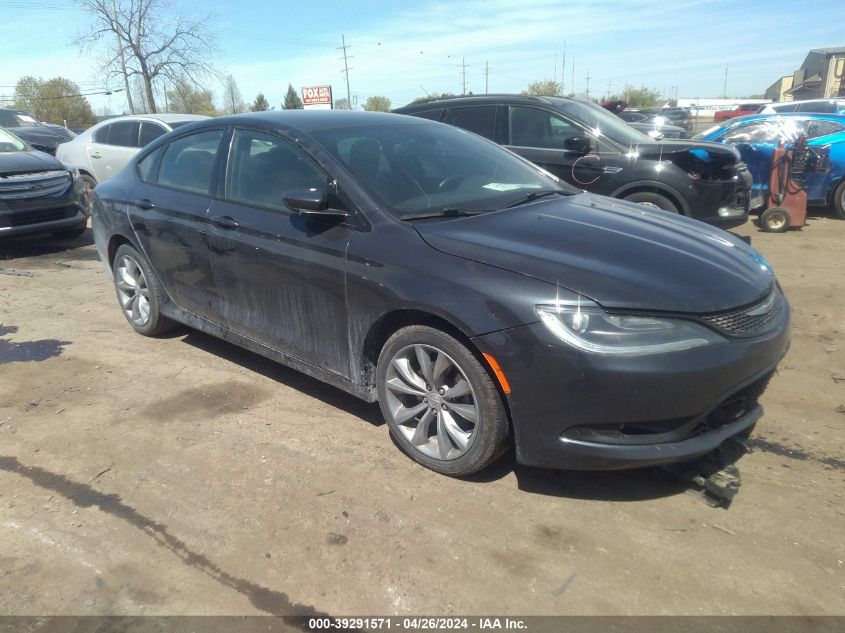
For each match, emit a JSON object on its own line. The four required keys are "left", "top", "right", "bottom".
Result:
{"left": 611, "top": 181, "right": 689, "bottom": 215}
{"left": 359, "top": 307, "right": 514, "bottom": 408}
{"left": 106, "top": 233, "right": 137, "bottom": 268}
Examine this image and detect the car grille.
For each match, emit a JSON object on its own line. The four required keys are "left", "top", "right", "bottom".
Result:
{"left": 700, "top": 286, "right": 785, "bottom": 337}
{"left": 0, "top": 171, "right": 71, "bottom": 200}
{"left": 0, "top": 206, "right": 77, "bottom": 229}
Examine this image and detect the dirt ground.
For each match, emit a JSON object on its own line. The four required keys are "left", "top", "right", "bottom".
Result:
{"left": 1, "top": 211, "right": 844, "bottom": 617}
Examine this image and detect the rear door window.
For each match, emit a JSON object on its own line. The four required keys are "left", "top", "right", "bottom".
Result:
{"left": 107, "top": 121, "right": 140, "bottom": 147}
{"left": 443, "top": 106, "right": 497, "bottom": 139}
{"left": 157, "top": 129, "right": 225, "bottom": 194}
{"left": 93, "top": 124, "right": 111, "bottom": 144}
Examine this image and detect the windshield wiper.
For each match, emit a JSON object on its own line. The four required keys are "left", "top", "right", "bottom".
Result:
{"left": 400, "top": 208, "right": 493, "bottom": 220}
{"left": 506, "top": 189, "right": 569, "bottom": 208}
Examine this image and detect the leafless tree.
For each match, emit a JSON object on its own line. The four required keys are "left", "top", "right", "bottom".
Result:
{"left": 76, "top": 0, "right": 217, "bottom": 113}
{"left": 221, "top": 74, "right": 245, "bottom": 114}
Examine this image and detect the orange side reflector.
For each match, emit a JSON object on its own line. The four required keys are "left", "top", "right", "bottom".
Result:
{"left": 483, "top": 353, "right": 511, "bottom": 394}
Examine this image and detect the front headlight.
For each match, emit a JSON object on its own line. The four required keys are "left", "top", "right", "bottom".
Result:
{"left": 534, "top": 295, "right": 725, "bottom": 356}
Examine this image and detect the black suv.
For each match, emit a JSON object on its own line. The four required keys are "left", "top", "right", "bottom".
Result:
{"left": 394, "top": 96, "right": 752, "bottom": 228}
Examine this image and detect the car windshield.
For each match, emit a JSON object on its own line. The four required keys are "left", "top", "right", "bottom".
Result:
{"left": 0, "top": 127, "right": 26, "bottom": 152}
{"left": 310, "top": 121, "right": 576, "bottom": 218}
{"left": 557, "top": 99, "right": 652, "bottom": 146}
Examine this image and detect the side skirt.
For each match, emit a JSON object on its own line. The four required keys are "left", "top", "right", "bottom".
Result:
{"left": 161, "top": 304, "right": 378, "bottom": 403}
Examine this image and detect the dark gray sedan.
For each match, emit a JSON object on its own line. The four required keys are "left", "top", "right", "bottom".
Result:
{"left": 91, "top": 111, "right": 790, "bottom": 476}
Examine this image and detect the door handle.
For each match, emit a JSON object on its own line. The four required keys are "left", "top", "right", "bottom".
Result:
{"left": 211, "top": 215, "right": 239, "bottom": 229}
{"left": 90, "top": 152, "right": 102, "bottom": 159}
{"left": 602, "top": 166, "right": 623, "bottom": 173}
{"left": 133, "top": 199, "right": 155, "bottom": 210}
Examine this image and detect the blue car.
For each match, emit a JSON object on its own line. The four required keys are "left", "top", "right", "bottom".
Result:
{"left": 695, "top": 113, "right": 845, "bottom": 219}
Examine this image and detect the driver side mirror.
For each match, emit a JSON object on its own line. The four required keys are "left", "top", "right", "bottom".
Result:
{"left": 282, "top": 188, "right": 348, "bottom": 217}
{"left": 564, "top": 136, "right": 591, "bottom": 154}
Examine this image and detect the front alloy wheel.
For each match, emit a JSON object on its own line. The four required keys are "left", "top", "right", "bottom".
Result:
{"left": 377, "top": 325, "right": 510, "bottom": 476}
{"left": 384, "top": 344, "right": 478, "bottom": 460}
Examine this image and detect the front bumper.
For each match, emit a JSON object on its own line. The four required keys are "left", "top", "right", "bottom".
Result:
{"left": 473, "top": 302, "right": 790, "bottom": 471}
{"left": 0, "top": 176, "right": 88, "bottom": 238}
{"left": 687, "top": 166, "right": 754, "bottom": 229}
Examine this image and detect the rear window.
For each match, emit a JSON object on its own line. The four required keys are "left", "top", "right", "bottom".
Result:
{"left": 443, "top": 106, "right": 497, "bottom": 140}
{"left": 796, "top": 101, "right": 835, "bottom": 113}
{"left": 806, "top": 120, "right": 844, "bottom": 139}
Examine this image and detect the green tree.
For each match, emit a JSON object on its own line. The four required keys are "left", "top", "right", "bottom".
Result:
{"left": 363, "top": 95, "right": 391, "bottom": 112}
{"left": 166, "top": 77, "right": 218, "bottom": 116}
{"left": 250, "top": 92, "right": 271, "bottom": 112}
{"left": 334, "top": 97, "right": 350, "bottom": 110}
{"left": 411, "top": 92, "right": 454, "bottom": 104}
{"left": 522, "top": 80, "right": 562, "bottom": 97}
{"left": 283, "top": 84, "right": 303, "bottom": 109}
{"left": 12, "top": 76, "right": 96, "bottom": 128}
{"left": 615, "top": 86, "right": 662, "bottom": 108}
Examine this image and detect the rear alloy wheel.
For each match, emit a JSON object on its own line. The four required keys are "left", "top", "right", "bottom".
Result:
{"left": 833, "top": 180, "right": 845, "bottom": 220}
{"left": 759, "top": 207, "right": 790, "bottom": 233}
{"left": 112, "top": 244, "right": 176, "bottom": 336}
{"left": 377, "top": 326, "right": 510, "bottom": 476}
{"left": 623, "top": 191, "right": 679, "bottom": 213}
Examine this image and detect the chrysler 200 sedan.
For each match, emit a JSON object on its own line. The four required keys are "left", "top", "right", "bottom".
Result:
{"left": 91, "top": 111, "right": 790, "bottom": 476}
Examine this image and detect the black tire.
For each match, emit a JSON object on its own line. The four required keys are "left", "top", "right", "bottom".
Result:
{"left": 52, "top": 222, "right": 88, "bottom": 239}
{"left": 112, "top": 244, "right": 177, "bottom": 336}
{"left": 376, "top": 325, "right": 510, "bottom": 476}
{"left": 833, "top": 180, "right": 845, "bottom": 220}
{"left": 759, "top": 207, "right": 790, "bottom": 233}
{"left": 622, "top": 191, "right": 679, "bottom": 213}
{"left": 79, "top": 173, "right": 97, "bottom": 218}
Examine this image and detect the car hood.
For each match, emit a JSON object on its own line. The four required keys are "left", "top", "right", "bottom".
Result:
{"left": 0, "top": 148, "right": 65, "bottom": 175}
{"left": 9, "top": 126, "right": 66, "bottom": 152}
{"left": 628, "top": 138, "right": 739, "bottom": 161}
{"left": 414, "top": 193, "right": 774, "bottom": 314}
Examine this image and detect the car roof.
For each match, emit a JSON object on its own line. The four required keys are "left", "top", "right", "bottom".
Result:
{"left": 191, "top": 110, "right": 434, "bottom": 133}
{"left": 719, "top": 112, "right": 845, "bottom": 126}
{"left": 94, "top": 113, "right": 210, "bottom": 125}
{"left": 393, "top": 94, "right": 583, "bottom": 112}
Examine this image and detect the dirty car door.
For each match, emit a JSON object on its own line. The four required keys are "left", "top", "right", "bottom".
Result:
{"left": 128, "top": 128, "right": 226, "bottom": 319}
{"left": 206, "top": 128, "right": 352, "bottom": 376}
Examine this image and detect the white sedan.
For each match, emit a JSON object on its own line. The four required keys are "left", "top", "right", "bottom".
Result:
{"left": 57, "top": 113, "right": 209, "bottom": 187}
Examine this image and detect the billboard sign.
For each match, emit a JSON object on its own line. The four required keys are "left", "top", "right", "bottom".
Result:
{"left": 302, "top": 85, "right": 333, "bottom": 110}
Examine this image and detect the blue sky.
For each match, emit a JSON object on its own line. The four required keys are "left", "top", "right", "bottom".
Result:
{"left": 1, "top": 0, "right": 842, "bottom": 113}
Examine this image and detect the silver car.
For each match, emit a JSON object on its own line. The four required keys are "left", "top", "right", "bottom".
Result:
{"left": 56, "top": 114, "right": 209, "bottom": 187}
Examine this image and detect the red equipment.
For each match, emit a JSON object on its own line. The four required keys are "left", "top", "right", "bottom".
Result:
{"left": 759, "top": 142, "right": 808, "bottom": 233}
